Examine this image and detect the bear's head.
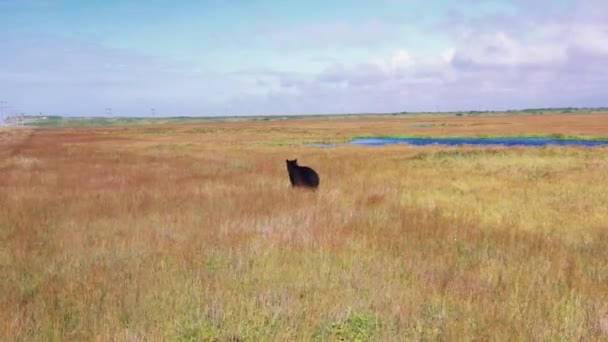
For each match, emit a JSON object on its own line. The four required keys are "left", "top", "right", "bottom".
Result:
{"left": 286, "top": 159, "right": 298, "bottom": 168}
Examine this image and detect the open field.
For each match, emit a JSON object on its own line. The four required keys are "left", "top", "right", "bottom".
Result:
{"left": 1, "top": 113, "right": 608, "bottom": 340}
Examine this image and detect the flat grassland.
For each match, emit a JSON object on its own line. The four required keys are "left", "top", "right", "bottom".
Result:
{"left": 1, "top": 113, "right": 608, "bottom": 340}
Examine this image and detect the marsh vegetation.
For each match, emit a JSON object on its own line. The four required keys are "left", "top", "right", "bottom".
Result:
{"left": 1, "top": 113, "right": 608, "bottom": 340}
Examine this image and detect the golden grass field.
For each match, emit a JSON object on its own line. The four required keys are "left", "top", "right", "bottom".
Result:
{"left": 1, "top": 113, "right": 608, "bottom": 340}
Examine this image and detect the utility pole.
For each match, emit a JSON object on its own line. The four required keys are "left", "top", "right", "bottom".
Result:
{"left": 105, "top": 107, "right": 113, "bottom": 117}
{"left": 6, "top": 104, "right": 12, "bottom": 125}
{"left": 0, "top": 101, "right": 5, "bottom": 126}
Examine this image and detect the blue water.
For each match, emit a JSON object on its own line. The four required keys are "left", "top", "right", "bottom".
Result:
{"left": 348, "top": 137, "right": 608, "bottom": 147}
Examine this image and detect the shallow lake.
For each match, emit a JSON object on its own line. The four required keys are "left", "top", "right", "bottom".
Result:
{"left": 347, "top": 137, "right": 608, "bottom": 147}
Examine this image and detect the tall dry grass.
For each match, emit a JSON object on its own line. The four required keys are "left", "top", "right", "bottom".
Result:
{"left": 1, "top": 114, "right": 608, "bottom": 340}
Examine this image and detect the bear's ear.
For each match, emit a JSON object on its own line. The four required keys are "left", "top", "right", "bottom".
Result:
{"left": 294, "top": 159, "right": 298, "bottom": 163}
{"left": 286, "top": 159, "right": 289, "bottom": 163}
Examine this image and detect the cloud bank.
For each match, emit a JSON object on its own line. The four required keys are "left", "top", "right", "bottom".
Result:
{"left": 1, "top": 0, "right": 607, "bottom": 116}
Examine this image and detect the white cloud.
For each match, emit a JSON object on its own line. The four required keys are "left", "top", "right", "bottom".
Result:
{"left": 223, "top": 18, "right": 608, "bottom": 115}
{"left": 568, "top": 24, "right": 608, "bottom": 56}
{"left": 452, "top": 31, "right": 568, "bottom": 68}
{"left": 390, "top": 50, "right": 413, "bottom": 69}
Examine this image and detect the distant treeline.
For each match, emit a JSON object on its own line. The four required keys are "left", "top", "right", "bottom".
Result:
{"left": 17, "top": 107, "right": 608, "bottom": 128}
{"left": 400, "top": 107, "right": 608, "bottom": 115}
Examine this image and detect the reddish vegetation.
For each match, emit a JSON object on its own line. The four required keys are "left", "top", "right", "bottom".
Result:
{"left": 1, "top": 113, "right": 607, "bottom": 340}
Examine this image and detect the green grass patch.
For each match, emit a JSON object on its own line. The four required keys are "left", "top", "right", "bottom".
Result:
{"left": 315, "top": 312, "right": 380, "bottom": 341}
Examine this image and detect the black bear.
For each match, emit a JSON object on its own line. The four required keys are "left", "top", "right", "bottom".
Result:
{"left": 286, "top": 159, "right": 319, "bottom": 189}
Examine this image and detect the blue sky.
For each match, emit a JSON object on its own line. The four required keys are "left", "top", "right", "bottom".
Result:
{"left": 0, "top": 0, "right": 606, "bottom": 116}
